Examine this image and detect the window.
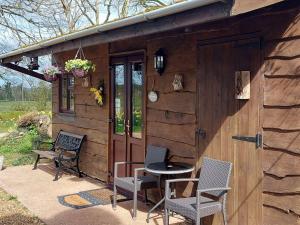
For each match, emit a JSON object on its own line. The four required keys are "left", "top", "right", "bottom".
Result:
{"left": 59, "top": 74, "right": 74, "bottom": 113}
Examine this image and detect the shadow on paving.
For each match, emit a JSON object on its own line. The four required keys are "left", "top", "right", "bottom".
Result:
{"left": 45, "top": 207, "right": 188, "bottom": 225}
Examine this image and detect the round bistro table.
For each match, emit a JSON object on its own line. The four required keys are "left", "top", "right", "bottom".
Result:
{"left": 145, "top": 162, "right": 194, "bottom": 223}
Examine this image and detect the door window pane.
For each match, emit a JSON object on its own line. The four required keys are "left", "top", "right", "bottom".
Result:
{"left": 114, "top": 65, "right": 125, "bottom": 135}
{"left": 131, "top": 63, "right": 143, "bottom": 139}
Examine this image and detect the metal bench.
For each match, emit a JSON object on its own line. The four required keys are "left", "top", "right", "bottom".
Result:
{"left": 33, "top": 130, "right": 86, "bottom": 181}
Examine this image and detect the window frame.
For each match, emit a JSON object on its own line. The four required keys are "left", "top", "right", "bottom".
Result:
{"left": 59, "top": 73, "right": 75, "bottom": 114}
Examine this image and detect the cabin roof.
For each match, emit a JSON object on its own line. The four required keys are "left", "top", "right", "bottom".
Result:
{"left": 0, "top": 0, "right": 289, "bottom": 72}
{"left": 0, "top": 0, "right": 227, "bottom": 63}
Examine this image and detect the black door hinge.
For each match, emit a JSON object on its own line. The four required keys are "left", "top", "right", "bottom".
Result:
{"left": 232, "top": 133, "right": 262, "bottom": 149}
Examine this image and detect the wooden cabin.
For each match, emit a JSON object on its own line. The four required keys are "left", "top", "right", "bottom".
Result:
{"left": 0, "top": 0, "right": 299, "bottom": 224}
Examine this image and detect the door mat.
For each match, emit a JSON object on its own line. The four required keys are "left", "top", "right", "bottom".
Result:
{"left": 58, "top": 187, "right": 131, "bottom": 209}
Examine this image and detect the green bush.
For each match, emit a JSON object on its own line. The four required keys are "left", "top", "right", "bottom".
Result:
{"left": 0, "top": 126, "right": 40, "bottom": 167}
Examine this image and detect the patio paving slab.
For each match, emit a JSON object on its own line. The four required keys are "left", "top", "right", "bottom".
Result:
{"left": 0, "top": 163, "right": 186, "bottom": 225}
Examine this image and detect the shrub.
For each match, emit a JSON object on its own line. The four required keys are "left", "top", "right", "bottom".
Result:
{"left": 16, "top": 112, "right": 40, "bottom": 128}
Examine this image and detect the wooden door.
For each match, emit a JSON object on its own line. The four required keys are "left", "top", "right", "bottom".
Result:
{"left": 110, "top": 55, "right": 145, "bottom": 179}
{"left": 197, "top": 38, "right": 262, "bottom": 225}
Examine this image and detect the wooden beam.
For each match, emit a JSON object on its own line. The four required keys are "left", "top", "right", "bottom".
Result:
{"left": 1, "top": 2, "right": 231, "bottom": 63}
{"left": 1, "top": 63, "right": 48, "bottom": 82}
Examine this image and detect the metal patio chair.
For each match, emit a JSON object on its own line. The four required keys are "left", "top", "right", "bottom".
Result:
{"left": 164, "top": 157, "right": 232, "bottom": 225}
{"left": 113, "top": 145, "right": 168, "bottom": 219}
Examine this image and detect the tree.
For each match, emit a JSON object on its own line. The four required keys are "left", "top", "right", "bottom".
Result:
{"left": 4, "top": 82, "right": 13, "bottom": 101}
{"left": 0, "top": 0, "right": 174, "bottom": 85}
{"left": 0, "top": 0, "right": 173, "bottom": 49}
{"left": 31, "top": 81, "right": 52, "bottom": 111}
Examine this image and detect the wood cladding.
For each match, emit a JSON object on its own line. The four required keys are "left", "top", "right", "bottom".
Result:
{"left": 262, "top": 5, "right": 300, "bottom": 224}
{"left": 52, "top": 44, "right": 109, "bottom": 181}
{"left": 49, "top": 2, "right": 300, "bottom": 225}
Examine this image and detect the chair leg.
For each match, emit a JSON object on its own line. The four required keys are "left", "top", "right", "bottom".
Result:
{"left": 196, "top": 214, "right": 201, "bottom": 225}
{"left": 76, "top": 159, "right": 82, "bottom": 178}
{"left": 33, "top": 154, "right": 40, "bottom": 170}
{"left": 222, "top": 195, "right": 228, "bottom": 225}
{"left": 222, "top": 205, "right": 228, "bottom": 225}
{"left": 113, "top": 181, "right": 117, "bottom": 210}
{"left": 54, "top": 159, "right": 62, "bottom": 181}
{"left": 133, "top": 187, "right": 138, "bottom": 219}
{"left": 164, "top": 208, "right": 169, "bottom": 225}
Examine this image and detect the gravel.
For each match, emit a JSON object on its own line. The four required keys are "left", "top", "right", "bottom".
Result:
{"left": 0, "top": 188, "right": 46, "bottom": 225}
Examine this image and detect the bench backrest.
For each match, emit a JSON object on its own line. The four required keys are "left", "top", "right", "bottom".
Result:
{"left": 54, "top": 130, "right": 86, "bottom": 153}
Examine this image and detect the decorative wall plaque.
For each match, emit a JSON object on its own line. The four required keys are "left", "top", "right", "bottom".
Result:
{"left": 172, "top": 73, "right": 184, "bottom": 91}
{"left": 235, "top": 71, "right": 250, "bottom": 100}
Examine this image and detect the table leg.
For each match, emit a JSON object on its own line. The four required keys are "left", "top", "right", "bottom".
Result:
{"left": 146, "top": 196, "right": 165, "bottom": 223}
{"left": 147, "top": 175, "right": 177, "bottom": 223}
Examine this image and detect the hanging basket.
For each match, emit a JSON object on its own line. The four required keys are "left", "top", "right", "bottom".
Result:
{"left": 65, "top": 46, "right": 96, "bottom": 78}
{"left": 44, "top": 73, "right": 58, "bottom": 82}
{"left": 42, "top": 65, "right": 60, "bottom": 82}
{"left": 72, "top": 68, "right": 88, "bottom": 78}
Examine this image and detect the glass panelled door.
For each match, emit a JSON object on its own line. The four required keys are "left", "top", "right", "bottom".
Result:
{"left": 110, "top": 55, "right": 145, "bottom": 179}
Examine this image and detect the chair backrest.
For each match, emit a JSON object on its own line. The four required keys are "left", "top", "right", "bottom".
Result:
{"left": 198, "top": 157, "right": 232, "bottom": 198}
{"left": 144, "top": 145, "right": 168, "bottom": 166}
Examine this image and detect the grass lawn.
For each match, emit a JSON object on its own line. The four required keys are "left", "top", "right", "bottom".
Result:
{"left": 0, "top": 188, "right": 45, "bottom": 225}
{"left": 0, "top": 101, "right": 52, "bottom": 112}
{"left": 0, "top": 128, "right": 41, "bottom": 167}
{"left": 0, "top": 101, "right": 52, "bottom": 167}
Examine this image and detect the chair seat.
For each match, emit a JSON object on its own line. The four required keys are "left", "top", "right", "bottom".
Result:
{"left": 33, "top": 150, "right": 58, "bottom": 159}
{"left": 165, "top": 196, "right": 222, "bottom": 220}
{"left": 114, "top": 175, "right": 158, "bottom": 192}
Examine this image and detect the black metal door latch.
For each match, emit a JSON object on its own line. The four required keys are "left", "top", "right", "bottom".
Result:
{"left": 232, "top": 133, "right": 262, "bottom": 149}
{"left": 196, "top": 128, "right": 206, "bottom": 139}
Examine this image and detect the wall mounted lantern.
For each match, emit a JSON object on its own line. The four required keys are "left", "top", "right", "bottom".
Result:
{"left": 154, "top": 48, "right": 166, "bottom": 75}
{"left": 27, "top": 57, "right": 39, "bottom": 70}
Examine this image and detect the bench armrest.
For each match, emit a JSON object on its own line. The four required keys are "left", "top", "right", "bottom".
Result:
{"left": 35, "top": 139, "right": 55, "bottom": 151}
{"left": 40, "top": 140, "right": 55, "bottom": 144}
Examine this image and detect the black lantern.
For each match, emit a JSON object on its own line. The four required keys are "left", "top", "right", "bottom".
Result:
{"left": 27, "top": 57, "right": 39, "bottom": 70}
{"left": 154, "top": 48, "right": 166, "bottom": 75}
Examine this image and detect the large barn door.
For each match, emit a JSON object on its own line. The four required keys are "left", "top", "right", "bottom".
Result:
{"left": 197, "top": 37, "right": 262, "bottom": 225}
{"left": 110, "top": 55, "right": 145, "bottom": 180}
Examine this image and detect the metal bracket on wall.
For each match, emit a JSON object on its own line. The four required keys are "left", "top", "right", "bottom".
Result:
{"left": 196, "top": 128, "right": 206, "bottom": 139}
{"left": 232, "top": 133, "right": 262, "bottom": 149}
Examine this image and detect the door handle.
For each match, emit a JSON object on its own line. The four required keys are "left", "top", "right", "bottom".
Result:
{"left": 126, "top": 120, "right": 130, "bottom": 136}
{"left": 196, "top": 128, "right": 206, "bottom": 139}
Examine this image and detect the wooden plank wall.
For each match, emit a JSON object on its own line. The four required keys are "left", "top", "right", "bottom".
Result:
{"left": 52, "top": 44, "right": 110, "bottom": 180}
{"left": 262, "top": 7, "right": 300, "bottom": 225}
{"left": 109, "top": 36, "right": 198, "bottom": 197}
{"left": 145, "top": 36, "right": 198, "bottom": 197}
{"left": 49, "top": 2, "right": 300, "bottom": 225}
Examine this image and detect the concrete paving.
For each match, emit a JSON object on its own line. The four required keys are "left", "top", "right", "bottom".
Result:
{"left": 0, "top": 164, "right": 186, "bottom": 225}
